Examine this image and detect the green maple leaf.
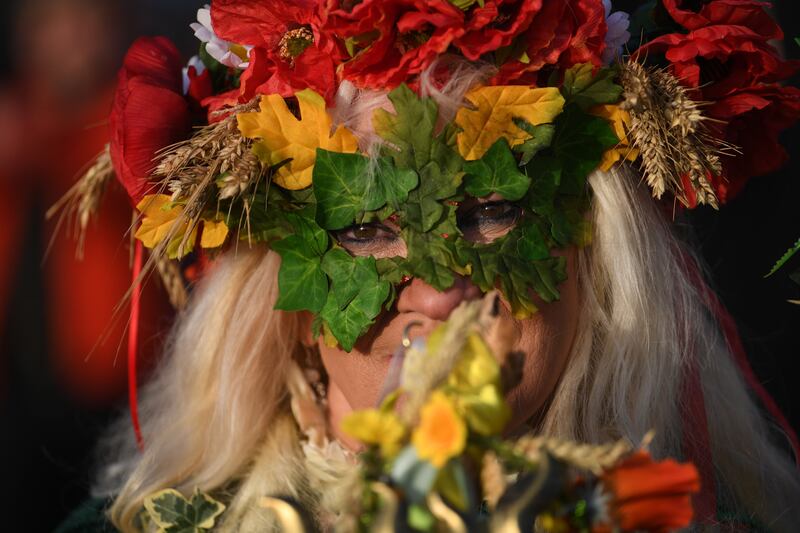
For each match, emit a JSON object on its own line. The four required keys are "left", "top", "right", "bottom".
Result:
{"left": 561, "top": 63, "right": 623, "bottom": 110}
{"left": 456, "top": 228, "right": 566, "bottom": 317}
{"left": 320, "top": 253, "right": 390, "bottom": 352}
{"left": 373, "top": 84, "right": 464, "bottom": 232}
{"left": 402, "top": 228, "right": 463, "bottom": 291}
{"left": 464, "top": 137, "right": 531, "bottom": 201}
{"left": 143, "top": 489, "right": 225, "bottom": 533}
{"left": 271, "top": 212, "right": 329, "bottom": 313}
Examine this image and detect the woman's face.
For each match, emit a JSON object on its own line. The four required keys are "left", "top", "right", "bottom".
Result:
{"left": 312, "top": 194, "right": 581, "bottom": 449}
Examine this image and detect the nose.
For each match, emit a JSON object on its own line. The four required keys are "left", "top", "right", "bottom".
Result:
{"left": 395, "top": 275, "right": 483, "bottom": 321}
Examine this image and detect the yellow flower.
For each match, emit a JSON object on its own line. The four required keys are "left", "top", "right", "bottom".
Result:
{"left": 592, "top": 104, "right": 639, "bottom": 171}
{"left": 341, "top": 408, "right": 405, "bottom": 458}
{"left": 455, "top": 85, "right": 565, "bottom": 161}
{"left": 447, "top": 333, "right": 510, "bottom": 436}
{"left": 412, "top": 391, "right": 467, "bottom": 468}
{"left": 236, "top": 89, "right": 358, "bottom": 190}
{"left": 135, "top": 194, "right": 196, "bottom": 259}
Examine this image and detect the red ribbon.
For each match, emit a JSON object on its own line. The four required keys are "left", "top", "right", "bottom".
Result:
{"left": 129, "top": 240, "right": 145, "bottom": 451}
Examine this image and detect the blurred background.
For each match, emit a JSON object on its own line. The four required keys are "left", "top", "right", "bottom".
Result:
{"left": 0, "top": 0, "right": 797, "bottom": 530}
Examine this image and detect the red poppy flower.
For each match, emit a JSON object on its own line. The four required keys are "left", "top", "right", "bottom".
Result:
{"left": 640, "top": 25, "right": 796, "bottom": 100}
{"left": 636, "top": 1, "right": 800, "bottom": 203}
{"left": 109, "top": 37, "right": 191, "bottom": 205}
{"left": 324, "top": 0, "right": 465, "bottom": 89}
{"left": 709, "top": 85, "right": 800, "bottom": 200}
{"left": 660, "top": 0, "right": 783, "bottom": 38}
{"left": 494, "top": 0, "right": 606, "bottom": 85}
{"left": 454, "top": 0, "right": 542, "bottom": 61}
{"left": 601, "top": 451, "right": 700, "bottom": 533}
{"left": 209, "top": 0, "right": 340, "bottom": 103}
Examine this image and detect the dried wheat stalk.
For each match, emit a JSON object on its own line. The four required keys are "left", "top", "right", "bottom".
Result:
{"left": 620, "top": 60, "right": 733, "bottom": 209}
{"left": 154, "top": 254, "right": 188, "bottom": 310}
{"left": 513, "top": 435, "right": 632, "bottom": 475}
{"left": 46, "top": 143, "right": 114, "bottom": 259}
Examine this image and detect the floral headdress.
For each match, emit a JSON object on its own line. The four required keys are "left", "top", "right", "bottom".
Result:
{"left": 56, "top": 0, "right": 796, "bottom": 449}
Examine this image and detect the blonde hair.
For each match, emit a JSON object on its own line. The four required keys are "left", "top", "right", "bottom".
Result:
{"left": 96, "top": 66, "right": 800, "bottom": 531}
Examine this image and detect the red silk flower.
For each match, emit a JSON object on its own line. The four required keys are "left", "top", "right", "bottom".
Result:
{"left": 205, "top": 0, "right": 341, "bottom": 108}
{"left": 110, "top": 37, "right": 191, "bottom": 205}
{"left": 324, "top": 0, "right": 466, "bottom": 89}
{"left": 601, "top": 451, "right": 700, "bottom": 533}
{"left": 638, "top": 0, "right": 800, "bottom": 203}
{"left": 454, "top": 0, "right": 543, "bottom": 61}
{"left": 493, "top": 0, "right": 607, "bottom": 85}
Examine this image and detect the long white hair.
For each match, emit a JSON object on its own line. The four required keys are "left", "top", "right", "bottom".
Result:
{"left": 95, "top": 64, "right": 800, "bottom": 532}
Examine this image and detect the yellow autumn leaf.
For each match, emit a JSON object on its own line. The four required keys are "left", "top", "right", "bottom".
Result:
{"left": 237, "top": 89, "right": 359, "bottom": 190}
{"left": 591, "top": 104, "right": 639, "bottom": 171}
{"left": 455, "top": 85, "right": 565, "bottom": 161}
{"left": 200, "top": 218, "right": 229, "bottom": 249}
{"left": 134, "top": 194, "right": 196, "bottom": 259}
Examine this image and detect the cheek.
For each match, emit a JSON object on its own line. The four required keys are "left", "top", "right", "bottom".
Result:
{"left": 318, "top": 343, "right": 391, "bottom": 411}
{"left": 504, "top": 248, "right": 580, "bottom": 432}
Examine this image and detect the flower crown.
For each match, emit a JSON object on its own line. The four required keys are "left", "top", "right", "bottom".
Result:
{"left": 58, "top": 0, "right": 798, "bottom": 351}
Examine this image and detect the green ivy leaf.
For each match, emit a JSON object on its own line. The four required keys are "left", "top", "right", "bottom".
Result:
{"left": 517, "top": 222, "right": 550, "bottom": 261}
{"left": 143, "top": 489, "right": 225, "bottom": 533}
{"left": 272, "top": 213, "right": 329, "bottom": 314}
{"left": 313, "top": 149, "right": 377, "bottom": 230}
{"left": 322, "top": 248, "right": 381, "bottom": 310}
{"left": 513, "top": 122, "right": 555, "bottom": 165}
{"left": 320, "top": 269, "right": 390, "bottom": 352}
{"left": 464, "top": 138, "right": 531, "bottom": 201}
{"left": 551, "top": 105, "right": 618, "bottom": 194}
{"left": 561, "top": 63, "right": 623, "bottom": 110}
{"left": 313, "top": 150, "right": 418, "bottom": 231}
{"left": 374, "top": 157, "right": 420, "bottom": 211}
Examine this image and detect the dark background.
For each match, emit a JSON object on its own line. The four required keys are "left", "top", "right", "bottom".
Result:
{"left": 0, "top": 1, "right": 798, "bottom": 531}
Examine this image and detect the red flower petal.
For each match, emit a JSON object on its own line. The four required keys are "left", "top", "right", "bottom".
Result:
{"left": 109, "top": 37, "right": 191, "bottom": 205}
{"left": 662, "top": 0, "right": 783, "bottom": 38}
{"left": 211, "top": 0, "right": 317, "bottom": 49}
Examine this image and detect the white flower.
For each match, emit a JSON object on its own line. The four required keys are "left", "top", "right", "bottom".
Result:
{"left": 602, "top": 0, "right": 631, "bottom": 64}
{"left": 190, "top": 5, "right": 251, "bottom": 69}
{"left": 182, "top": 55, "right": 206, "bottom": 96}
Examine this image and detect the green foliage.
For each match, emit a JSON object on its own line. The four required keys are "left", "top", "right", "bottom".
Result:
{"left": 513, "top": 122, "right": 555, "bottom": 165}
{"left": 560, "top": 64, "right": 623, "bottom": 110}
{"left": 551, "top": 105, "right": 619, "bottom": 194}
{"left": 456, "top": 226, "right": 566, "bottom": 317}
{"left": 402, "top": 228, "right": 462, "bottom": 291}
{"left": 320, "top": 249, "right": 390, "bottom": 351}
{"left": 313, "top": 150, "right": 419, "bottom": 230}
{"left": 374, "top": 84, "right": 464, "bottom": 232}
{"left": 464, "top": 138, "right": 531, "bottom": 201}
{"left": 313, "top": 150, "right": 376, "bottom": 230}
{"left": 272, "top": 213, "right": 329, "bottom": 313}
{"left": 143, "top": 489, "right": 225, "bottom": 533}
{"left": 766, "top": 236, "right": 800, "bottom": 277}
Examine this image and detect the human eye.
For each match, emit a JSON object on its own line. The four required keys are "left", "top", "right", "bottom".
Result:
{"left": 457, "top": 200, "right": 522, "bottom": 243}
{"left": 334, "top": 222, "right": 407, "bottom": 258}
